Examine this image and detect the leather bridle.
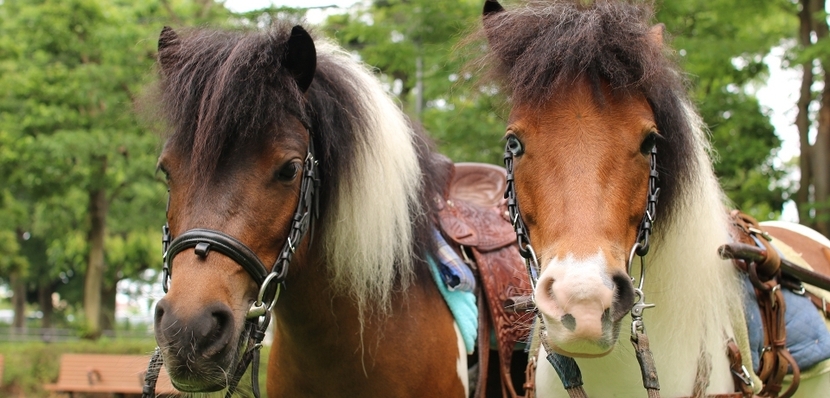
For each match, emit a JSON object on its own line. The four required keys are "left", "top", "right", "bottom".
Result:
{"left": 142, "top": 138, "right": 319, "bottom": 398}
{"left": 504, "top": 140, "right": 662, "bottom": 397}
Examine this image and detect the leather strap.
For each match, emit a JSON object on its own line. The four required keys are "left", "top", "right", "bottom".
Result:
{"left": 520, "top": 342, "right": 753, "bottom": 398}
{"left": 806, "top": 290, "right": 830, "bottom": 319}
{"left": 474, "top": 286, "right": 491, "bottom": 398}
{"left": 726, "top": 339, "right": 755, "bottom": 398}
{"left": 724, "top": 211, "right": 800, "bottom": 398}
{"left": 730, "top": 211, "right": 781, "bottom": 279}
{"left": 470, "top": 243, "right": 530, "bottom": 398}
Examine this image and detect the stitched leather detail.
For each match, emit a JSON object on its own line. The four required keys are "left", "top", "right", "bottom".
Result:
{"left": 438, "top": 162, "right": 533, "bottom": 398}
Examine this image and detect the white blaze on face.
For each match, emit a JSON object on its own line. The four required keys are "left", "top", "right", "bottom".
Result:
{"left": 534, "top": 250, "right": 617, "bottom": 356}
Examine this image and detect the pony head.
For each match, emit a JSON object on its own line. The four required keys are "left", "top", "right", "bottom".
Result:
{"left": 152, "top": 24, "right": 316, "bottom": 391}
{"left": 481, "top": 0, "right": 697, "bottom": 357}
{"left": 149, "top": 21, "right": 445, "bottom": 392}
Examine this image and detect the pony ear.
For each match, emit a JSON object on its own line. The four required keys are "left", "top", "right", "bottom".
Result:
{"left": 482, "top": 1, "right": 505, "bottom": 47}
{"left": 284, "top": 25, "right": 316, "bottom": 93}
{"left": 158, "top": 26, "right": 180, "bottom": 75}
{"left": 648, "top": 23, "right": 665, "bottom": 49}
{"left": 483, "top": 0, "right": 505, "bottom": 16}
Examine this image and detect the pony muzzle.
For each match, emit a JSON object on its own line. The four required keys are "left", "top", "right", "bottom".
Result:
{"left": 534, "top": 254, "right": 635, "bottom": 357}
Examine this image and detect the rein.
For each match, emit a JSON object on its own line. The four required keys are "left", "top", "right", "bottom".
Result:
{"left": 142, "top": 140, "right": 319, "bottom": 398}
{"left": 504, "top": 142, "right": 661, "bottom": 398}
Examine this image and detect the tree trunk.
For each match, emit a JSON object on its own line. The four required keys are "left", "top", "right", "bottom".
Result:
{"left": 83, "top": 161, "right": 109, "bottom": 339}
{"left": 796, "top": 0, "right": 815, "bottom": 226}
{"left": 100, "top": 282, "right": 117, "bottom": 334}
{"left": 11, "top": 272, "right": 26, "bottom": 331}
{"left": 811, "top": 0, "right": 830, "bottom": 236}
{"left": 38, "top": 282, "right": 54, "bottom": 329}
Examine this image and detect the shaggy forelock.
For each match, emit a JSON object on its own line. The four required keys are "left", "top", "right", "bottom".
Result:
{"left": 476, "top": 0, "right": 699, "bottom": 224}
{"left": 157, "top": 23, "right": 307, "bottom": 182}
{"left": 482, "top": 0, "right": 663, "bottom": 105}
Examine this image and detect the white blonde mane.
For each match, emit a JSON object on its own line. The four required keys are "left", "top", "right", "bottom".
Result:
{"left": 316, "top": 42, "right": 423, "bottom": 317}
{"left": 639, "top": 100, "right": 743, "bottom": 393}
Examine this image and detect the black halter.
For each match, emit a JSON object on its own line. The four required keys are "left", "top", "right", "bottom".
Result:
{"left": 504, "top": 141, "right": 662, "bottom": 397}
{"left": 143, "top": 140, "right": 319, "bottom": 398}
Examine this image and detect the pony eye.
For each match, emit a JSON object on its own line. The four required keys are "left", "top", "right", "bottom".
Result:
{"left": 506, "top": 135, "right": 524, "bottom": 156}
{"left": 640, "top": 132, "right": 658, "bottom": 156}
{"left": 157, "top": 165, "right": 171, "bottom": 183}
{"left": 276, "top": 161, "right": 301, "bottom": 182}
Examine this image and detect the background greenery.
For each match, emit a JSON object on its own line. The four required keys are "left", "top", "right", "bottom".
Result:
{"left": 1, "top": 0, "right": 829, "bottom": 395}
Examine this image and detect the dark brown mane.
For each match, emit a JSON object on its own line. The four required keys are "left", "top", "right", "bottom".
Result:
{"left": 476, "top": 0, "right": 700, "bottom": 224}
{"left": 157, "top": 23, "right": 308, "bottom": 182}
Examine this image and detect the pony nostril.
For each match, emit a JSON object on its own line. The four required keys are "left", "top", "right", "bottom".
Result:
{"left": 193, "top": 303, "right": 235, "bottom": 357}
{"left": 154, "top": 299, "right": 169, "bottom": 336}
{"left": 561, "top": 313, "right": 576, "bottom": 331}
{"left": 611, "top": 272, "right": 635, "bottom": 322}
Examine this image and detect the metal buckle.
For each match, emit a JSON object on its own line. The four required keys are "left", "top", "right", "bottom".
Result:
{"left": 732, "top": 364, "right": 754, "bottom": 388}
{"left": 247, "top": 272, "right": 282, "bottom": 319}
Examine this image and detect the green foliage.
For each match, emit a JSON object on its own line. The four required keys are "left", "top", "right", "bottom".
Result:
{"left": 322, "top": 0, "right": 506, "bottom": 164}
{"left": 657, "top": 0, "right": 796, "bottom": 220}
{"left": 0, "top": 0, "right": 174, "bottom": 331}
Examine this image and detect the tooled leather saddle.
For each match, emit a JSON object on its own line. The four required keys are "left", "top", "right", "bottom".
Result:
{"left": 437, "top": 162, "right": 534, "bottom": 398}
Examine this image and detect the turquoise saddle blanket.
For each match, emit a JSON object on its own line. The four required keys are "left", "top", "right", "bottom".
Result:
{"left": 428, "top": 229, "right": 478, "bottom": 354}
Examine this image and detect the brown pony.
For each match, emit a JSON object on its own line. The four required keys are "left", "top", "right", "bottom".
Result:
{"left": 150, "top": 22, "right": 469, "bottom": 397}
{"left": 476, "top": 0, "right": 830, "bottom": 397}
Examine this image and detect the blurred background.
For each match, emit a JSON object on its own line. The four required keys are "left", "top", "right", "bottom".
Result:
{"left": 1, "top": 0, "right": 829, "bottom": 395}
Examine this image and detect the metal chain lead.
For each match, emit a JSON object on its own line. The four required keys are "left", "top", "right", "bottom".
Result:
{"left": 504, "top": 144, "right": 540, "bottom": 290}
{"left": 635, "top": 145, "right": 660, "bottom": 257}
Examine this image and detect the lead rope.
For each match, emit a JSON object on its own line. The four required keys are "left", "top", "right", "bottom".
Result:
{"left": 505, "top": 142, "right": 661, "bottom": 398}
{"left": 225, "top": 312, "right": 271, "bottom": 398}
{"left": 141, "top": 348, "right": 163, "bottom": 398}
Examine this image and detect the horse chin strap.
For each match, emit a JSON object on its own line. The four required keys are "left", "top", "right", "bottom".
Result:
{"left": 142, "top": 141, "right": 319, "bottom": 398}
{"left": 504, "top": 143, "right": 661, "bottom": 398}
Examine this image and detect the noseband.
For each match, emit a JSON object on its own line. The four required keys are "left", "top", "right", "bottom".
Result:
{"left": 142, "top": 140, "right": 319, "bottom": 398}
{"left": 504, "top": 142, "right": 662, "bottom": 397}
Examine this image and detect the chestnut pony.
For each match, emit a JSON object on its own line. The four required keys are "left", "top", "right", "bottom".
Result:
{"left": 477, "top": 1, "right": 830, "bottom": 397}
{"left": 150, "top": 23, "right": 468, "bottom": 397}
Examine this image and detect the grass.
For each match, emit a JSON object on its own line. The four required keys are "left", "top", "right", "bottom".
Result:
{"left": 0, "top": 338, "right": 270, "bottom": 397}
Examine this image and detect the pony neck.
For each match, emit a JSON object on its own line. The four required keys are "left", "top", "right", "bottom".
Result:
{"left": 267, "top": 250, "right": 461, "bottom": 397}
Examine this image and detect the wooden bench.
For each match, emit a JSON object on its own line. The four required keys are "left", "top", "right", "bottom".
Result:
{"left": 45, "top": 354, "right": 179, "bottom": 397}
